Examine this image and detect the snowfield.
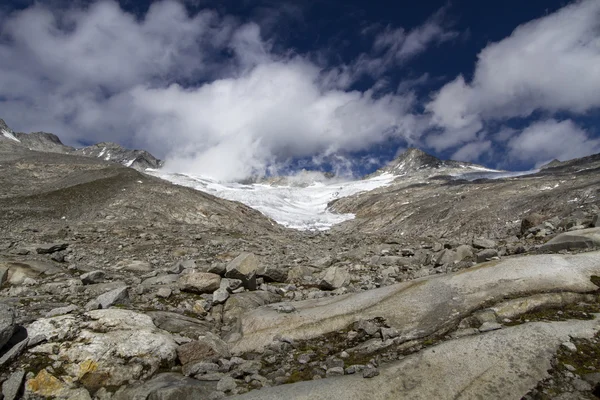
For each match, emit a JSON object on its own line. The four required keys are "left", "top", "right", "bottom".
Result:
{"left": 149, "top": 167, "right": 537, "bottom": 231}
{"left": 148, "top": 171, "right": 397, "bottom": 230}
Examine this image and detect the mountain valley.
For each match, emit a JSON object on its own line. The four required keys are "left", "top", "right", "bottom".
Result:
{"left": 1, "top": 119, "right": 600, "bottom": 399}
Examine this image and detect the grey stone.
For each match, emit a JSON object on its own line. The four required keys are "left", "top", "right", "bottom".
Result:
{"left": 319, "top": 266, "right": 350, "bottom": 290}
{"left": 177, "top": 332, "right": 231, "bottom": 365}
{"left": 472, "top": 238, "right": 496, "bottom": 250}
{"left": 157, "top": 288, "right": 172, "bottom": 298}
{"left": 88, "top": 286, "right": 129, "bottom": 310}
{"left": 476, "top": 249, "right": 498, "bottom": 263}
{"left": 213, "top": 288, "right": 230, "bottom": 305}
{"left": 112, "top": 372, "right": 216, "bottom": 400}
{"left": 259, "top": 265, "right": 288, "bottom": 283}
{"left": 561, "top": 341, "right": 577, "bottom": 352}
{"left": 455, "top": 245, "right": 474, "bottom": 261}
{"left": 179, "top": 272, "right": 221, "bottom": 294}
{"left": 362, "top": 366, "right": 380, "bottom": 378}
{"left": 35, "top": 243, "right": 68, "bottom": 254}
{"left": 0, "top": 338, "right": 28, "bottom": 367}
{"left": 147, "top": 311, "right": 212, "bottom": 339}
{"left": 2, "top": 369, "right": 25, "bottom": 400}
{"left": 540, "top": 228, "right": 600, "bottom": 253}
{"left": 592, "top": 214, "right": 600, "bottom": 228}
{"left": 80, "top": 270, "right": 106, "bottom": 285}
{"left": 45, "top": 304, "right": 78, "bottom": 317}
{"left": 0, "top": 303, "right": 15, "bottom": 349}
{"left": 356, "top": 319, "right": 380, "bottom": 336}
{"left": 434, "top": 249, "right": 457, "bottom": 266}
{"left": 478, "top": 322, "right": 502, "bottom": 332}
{"left": 225, "top": 253, "right": 260, "bottom": 290}
{"left": 326, "top": 367, "right": 344, "bottom": 377}
{"left": 217, "top": 376, "right": 237, "bottom": 392}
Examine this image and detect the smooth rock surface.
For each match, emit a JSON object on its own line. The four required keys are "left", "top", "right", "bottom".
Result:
{"left": 540, "top": 228, "right": 600, "bottom": 252}
{"left": 232, "top": 319, "right": 600, "bottom": 400}
{"left": 231, "top": 251, "right": 600, "bottom": 354}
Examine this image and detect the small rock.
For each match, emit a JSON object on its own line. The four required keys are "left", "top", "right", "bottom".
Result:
{"left": 45, "top": 304, "right": 78, "bottom": 317}
{"left": 2, "top": 369, "right": 25, "bottom": 400}
{"left": 326, "top": 367, "right": 344, "bottom": 377}
{"left": 476, "top": 249, "right": 499, "bottom": 263}
{"left": 80, "top": 271, "right": 106, "bottom": 285}
{"left": 478, "top": 322, "right": 502, "bottom": 332}
{"left": 472, "top": 238, "right": 496, "bottom": 249}
{"left": 178, "top": 272, "right": 221, "bottom": 294}
{"left": 0, "top": 303, "right": 15, "bottom": 349}
{"left": 217, "top": 376, "right": 237, "bottom": 392}
{"left": 561, "top": 341, "right": 577, "bottom": 352}
{"left": 273, "top": 304, "right": 296, "bottom": 313}
{"left": 35, "top": 243, "right": 68, "bottom": 254}
{"left": 89, "top": 286, "right": 129, "bottom": 310}
{"left": 213, "top": 288, "right": 230, "bottom": 305}
{"left": 362, "top": 366, "right": 380, "bottom": 378}
{"left": 156, "top": 288, "right": 172, "bottom": 298}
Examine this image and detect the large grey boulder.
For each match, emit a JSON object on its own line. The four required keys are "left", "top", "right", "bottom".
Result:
{"left": 231, "top": 319, "right": 600, "bottom": 400}
{"left": 0, "top": 303, "right": 14, "bottom": 349}
{"left": 177, "top": 332, "right": 231, "bottom": 365}
{"left": 178, "top": 272, "right": 221, "bottom": 294}
{"left": 319, "top": 266, "right": 350, "bottom": 290}
{"left": 540, "top": 227, "right": 600, "bottom": 253}
{"left": 225, "top": 253, "right": 260, "bottom": 290}
{"left": 86, "top": 286, "right": 129, "bottom": 310}
{"left": 230, "top": 251, "right": 600, "bottom": 355}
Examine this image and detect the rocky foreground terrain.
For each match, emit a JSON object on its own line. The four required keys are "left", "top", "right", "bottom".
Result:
{"left": 1, "top": 119, "right": 600, "bottom": 399}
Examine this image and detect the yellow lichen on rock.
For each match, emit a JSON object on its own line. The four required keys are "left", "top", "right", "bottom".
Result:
{"left": 25, "top": 369, "right": 67, "bottom": 397}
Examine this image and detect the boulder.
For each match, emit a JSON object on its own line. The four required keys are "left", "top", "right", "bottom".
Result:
{"left": 86, "top": 286, "right": 129, "bottom": 310}
{"left": 434, "top": 249, "right": 457, "bottom": 266}
{"left": 223, "top": 292, "right": 282, "bottom": 326}
{"left": 476, "top": 249, "right": 498, "bottom": 263}
{"left": 592, "top": 214, "right": 600, "bottom": 228}
{"left": 178, "top": 272, "right": 221, "bottom": 294}
{"left": 0, "top": 303, "right": 15, "bottom": 349}
{"left": 35, "top": 243, "right": 68, "bottom": 254}
{"left": 80, "top": 270, "right": 105, "bottom": 285}
{"left": 319, "top": 266, "right": 350, "bottom": 290}
{"left": 177, "top": 332, "right": 230, "bottom": 365}
{"left": 114, "top": 260, "right": 153, "bottom": 273}
{"left": 472, "top": 238, "right": 496, "bottom": 249}
{"left": 521, "top": 213, "right": 544, "bottom": 234}
{"left": 259, "top": 265, "right": 288, "bottom": 283}
{"left": 225, "top": 253, "right": 260, "bottom": 290}
{"left": 540, "top": 228, "right": 600, "bottom": 253}
{"left": 455, "top": 245, "right": 474, "bottom": 261}
{"left": 2, "top": 369, "right": 25, "bottom": 400}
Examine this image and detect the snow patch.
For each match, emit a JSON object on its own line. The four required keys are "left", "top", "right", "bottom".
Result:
{"left": 1, "top": 129, "right": 20, "bottom": 142}
{"left": 148, "top": 171, "right": 397, "bottom": 231}
{"left": 124, "top": 159, "right": 136, "bottom": 167}
{"left": 98, "top": 147, "right": 106, "bottom": 157}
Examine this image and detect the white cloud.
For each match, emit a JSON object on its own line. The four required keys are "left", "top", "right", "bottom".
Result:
{"left": 452, "top": 140, "right": 492, "bottom": 162}
{"left": 427, "top": 0, "right": 600, "bottom": 152}
{"left": 0, "top": 0, "right": 426, "bottom": 181}
{"left": 507, "top": 119, "right": 600, "bottom": 167}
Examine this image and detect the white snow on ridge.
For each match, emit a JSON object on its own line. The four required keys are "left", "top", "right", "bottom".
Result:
{"left": 1, "top": 129, "right": 20, "bottom": 142}
{"left": 149, "top": 171, "right": 397, "bottom": 230}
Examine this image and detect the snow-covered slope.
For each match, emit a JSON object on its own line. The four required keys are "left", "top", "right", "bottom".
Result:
{"left": 148, "top": 170, "right": 397, "bottom": 230}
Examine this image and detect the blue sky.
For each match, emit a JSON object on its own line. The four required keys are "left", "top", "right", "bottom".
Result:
{"left": 1, "top": 0, "right": 599, "bottom": 180}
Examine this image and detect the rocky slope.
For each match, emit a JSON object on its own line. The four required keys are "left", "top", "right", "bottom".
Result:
{"left": 1, "top": 122, "right": 600, "bottom": 399}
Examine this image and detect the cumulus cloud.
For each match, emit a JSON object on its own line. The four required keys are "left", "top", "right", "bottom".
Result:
{"left": 507, "top": 119, "right": 600, "bottom": 167}
{"left": 427, "top": 0, "right": 600, "bottom": 153}
{"left": 0, "top": 0, "right": 438, "bottom": 180}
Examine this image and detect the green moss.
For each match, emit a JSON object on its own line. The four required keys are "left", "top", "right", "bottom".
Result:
{"left": 504, "top": 302, "right": 600, "bottom": 326}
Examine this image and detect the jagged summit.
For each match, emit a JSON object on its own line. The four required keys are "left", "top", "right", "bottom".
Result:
{"left": 0, "top": 118, "right": 162, "bottom": 170}
{"left": 372, "top": 147, "right": 488, "bottom": 177}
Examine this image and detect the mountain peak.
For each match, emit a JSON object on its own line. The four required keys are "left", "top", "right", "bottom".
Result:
{"left": 377, "top": 147, "right": 445, "bottom": 176}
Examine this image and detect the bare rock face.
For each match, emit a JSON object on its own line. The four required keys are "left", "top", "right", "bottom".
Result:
{"left": 231, "top": 319, "right": 600, "bottom": 400}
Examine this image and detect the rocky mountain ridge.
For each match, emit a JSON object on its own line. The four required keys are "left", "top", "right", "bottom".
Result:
{"left": 1, "top": 120, "right": 600, "bottom": 399}
{"left": 0, "top": 119, "right": 162, "bottom": 171}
